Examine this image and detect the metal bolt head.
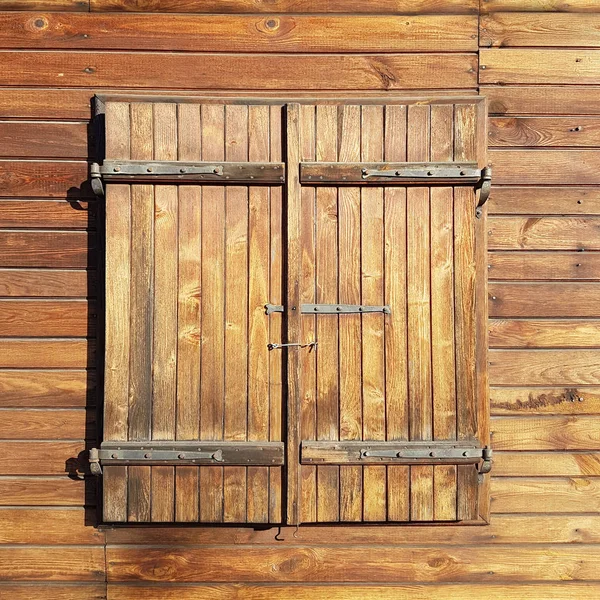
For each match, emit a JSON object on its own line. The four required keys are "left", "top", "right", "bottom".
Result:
{"left": 147, "top": 167, "right": 153, "bottom": 173}
{"left": 113, "top": 166, "right": 120, "bottom": 172}
{"left": 180, "top": 168, "right": 187, "bottom": 173}
{"left": 144, "top": 453, "right": 151, "bottom": 458}
{"left": 178, "top": 453, "right": 185, "bottom": 459}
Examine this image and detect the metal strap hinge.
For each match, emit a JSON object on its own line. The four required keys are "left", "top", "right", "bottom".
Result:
{"left": 265, "top": 304, "right": 390, "bottom": 315}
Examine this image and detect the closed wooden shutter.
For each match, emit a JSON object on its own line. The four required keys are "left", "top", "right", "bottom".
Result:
{"left": 93, "top": 96, "right": 490, "bottom": 525}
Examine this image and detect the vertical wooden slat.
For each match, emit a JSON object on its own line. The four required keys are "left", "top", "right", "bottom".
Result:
{"left": 199, "top": 103, "right": 226, "bottom": 523}
{"left": 361, "top": 104, "right": 386, "bottom": 522}
{"left": 150, "top": 102, "right": 178, "bottom": 521}
{"left": 269, "top": 104, "right": 283, "bottom": 524}
{"left": 247, "top": 104, "right": 270, "bottom": 524}
{"left": 174, "top": 102, "right": 201, "bottom": 523}
{"left": 430, "top": 103, "right": 458, "bottom": 522}
{"left": 286, "top": 104, "right": 302, "bottom": 526}
{"left": 407, "top": 104, "right": 434, "bottom": 521}
{"left": 103, "top": 101, "right": 131, "bottom": 522}
{"left": 126, "top": 103, "right": 154, "bottom": 522}
{"left": 338, "top": 104, "right": 363, "bottom": 523}
{"left": 384, "top": 103, "right": 410, "bottom": 522}
{"left": 454, "top": 102, "right": 479, "bottom": 521}
{"left": 315, "top": 104, "right": 339, "bottom": 523}
{"left": 223, "top": 103, "right": 249, "bottom": 524}
{"left": 298, "top": 103, "right": 317, "bottom": 524}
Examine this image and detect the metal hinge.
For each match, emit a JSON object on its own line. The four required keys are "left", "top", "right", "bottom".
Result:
{"left": 265, "top": 304, "right": 391, "bottom": 315}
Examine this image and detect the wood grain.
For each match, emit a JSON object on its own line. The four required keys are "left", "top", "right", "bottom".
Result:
{"left": 481, "top": 0, "right": 600, "bottom": 12}
{"left": 0, "top": 409, "right": 89, "bottom": 440}
{"left": 0, "top": 200, "right": 94, "bottom": 229}
{"left": 0, "top": 52, "right": 478, "bottom": 90}
{"left": 489, "top": 349, "right": 600, "bottom": 385}
{"left": 90, "top": 0, "right": 479, "bottom": 14}
{"left": 490, "top": 319, "right": 600, "bottom": 348}
{"left": 491, "top": 387, "right": 600, "bottom": 415}
{"left": 0, "top": 339, "right": 93, "bottom": 368}
{"left": 489, "top": 283, "right": 600, "bottom": 317}
{"left": 0, "top": 476, "right": 89, "bottom": 506}
{"left": 481, "top": 13, "right": 600, "bottom": 48}
{"left": 0, "top": 269, "right": 93, "bottom": 297}
{"left": 480, "top": 50, "right": 600, "bottom": 85}
{"left": 0, "top": 441, "right": 87, "bottom": 475}
{"left": 0, "top": 584, "right": 105, "bottom": 600}
{"left": 0, "top": 121, "right": 87, "bottom": 158}
{"left": 0, "top": 13, "right": 478, "bottom": 53}
{"left": 488, "top": 252, "right": 600, "bottom": 281}
{"left": 2, "top": 1, "right": 88, "bottom": 9}
{"left": 494, "top": 452, "right": 600, "bottom": 476}
{"left": 488, "top": 187, "right": 600, "bottom": 215}
{"left": 489, "top": 117, "right": 600, "bottom": 147}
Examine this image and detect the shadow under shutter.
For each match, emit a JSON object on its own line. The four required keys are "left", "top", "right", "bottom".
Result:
{"left": 93, "top": 96, "right": 491, "bottom": 525}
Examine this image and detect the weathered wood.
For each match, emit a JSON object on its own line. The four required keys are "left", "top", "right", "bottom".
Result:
{"left": 0, "top": 584, "right": 105, "bottom": 600}
{"left": 0, "top": 441, "right": 87, "bottom": 475}
{"left": 481, "top": 50, "right": 600, "bottom": 85}
{"left": 0, "top": 269, "right": 93, "bottom": 297}
{"left": 484, "top": 86, "right": 600, "bottom": 116}
{"left": 0, "top": 547, "right": 105, "bottom": 582}
{"left": 489, "top": 283, "right": 600, "bottom": 317}
{"left": 0, "top": 508, "right": 103, "bottom": 544}
{"left": 481, "top": 13, "right": 600, "bottom": 48}
{"left": 490, "top": 319, "right": 600, "bottom": 348}
{"left": 0, "top": 409, "right": 89, "bottom": 440}
{"left": 489, "top": 252, "right": 600, "bottom": 281}
{"left": 90, "top": 0, "right": 479, "bottom": 14}
{"left": 0, "top": 476, "right": 89, "bottom": 506}
{"left": 0, "top": 13, "right": 478, "bottom": 53}
{"left": 489, "top": 117, "right": 600, "bottom": 147}
{"left": 0, "top": 200, "right": 94, "bottom": 229}
{"left": 491, "top": 387, "right": 600, "bottom": 415}
{"left": 481, "top": 0, "right": 600, "bottom": 12}
{"left": 105, "top": 583, "right": 600, "bottom": 600}
{"left": 2, "top": 1, "right": 88, "bottom": 9}
{"left": 492, "top": 478, "right": 600, "bottom": 513}
{"left": 490, "top": 349, "right": 600, "bottom": 385}
{"left": 0, "top": 339, "right": 93, "bottom": 368}
{"left": 0, "top": 53, "right": 478, "bottom": 90}
{"left": 0, "top": 299, "right": 94, "bottom": 337}
{"left": 0, "top": 121, "right": 87, "bottom": 158}
{"left": 0, "top": 370, "right": 92, "bottom": 408}
{"left": 489, "top": 187, "right": 600, "bottom": 215}
{"left": 106, "top": 545, "right": 600, "bottom": 582}
{"left": 492, "top": 416, "right": 600, "bottom": 450}
{"left": 494, "top": 452, "right": 600, "bottom": 476}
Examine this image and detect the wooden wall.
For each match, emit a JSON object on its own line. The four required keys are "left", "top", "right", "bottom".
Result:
{"left": 0, "top": 1, "right": 599, "bottom": 598}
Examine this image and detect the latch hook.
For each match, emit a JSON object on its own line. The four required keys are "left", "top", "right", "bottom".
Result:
{"left": 475, "top": 165, "right": 492, "bottom": 218}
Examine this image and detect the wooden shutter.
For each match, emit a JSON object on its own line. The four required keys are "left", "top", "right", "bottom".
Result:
{"left": 93, "top": 96, "right": 490, "bottom": 525}
{"left": 96, "top": 99, "right": 285, "bottom": 523}
{"left": 291, "top": 98, "right": 489, "bottom": 523}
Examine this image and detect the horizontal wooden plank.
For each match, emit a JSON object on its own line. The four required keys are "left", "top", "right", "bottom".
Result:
{"left": 0, "top": 269, "right": 94, "bottom": 297}
{"left": 2, "top": 1, "right": 88, "bottom": 9}
{"left": 105, "top": 583, "right": 600, "bottom": 600}
{"left": 481, "top": 13, "right": 600, "bottom": 48}
{"left": 0, "top": 409, "right": 90, "bottom": 440}
{"left": 489, "top": 349, "right": 600, "bottom": 385}
{"left": 481, "top": 0, "right": 600, "bottom": 12}
{"left": 491, "top": 150, "right": 600, "bottom": 185}
{"left": 0, "top": 200, "right": 95, "bottom": 229}
{"left": 0, "top": 13, "right": 478, "bottom": 53}
{"left": 488, "top": 187, "right": 600, "bottom": 215}
{"left": 488, "top": 252, "right": 600, "bottom": 281}
{"left": 0, "top": 584, "right": 105, "bottom": 600}
{"left": 0, "top": 300, "right": 95, "bottom": 337}
{"left": 106, "top": 545, "right": 600, "bottom": 582}
{"left": 494, "top": 451, "right": 600, "bottom": 476}
{"left": 491, "top": 386, "right": 600, "bottom": 415}
{"left": 0, "top": 161, "right": 90, "bottom": 198}
{"left": 0, "top": 441, "right": 88, "bottom": 475}
{"left": 89, "top": 0, "right": 479, "bottom": 14}
{"left": 492, "top": 416, "right": 600, "bottom": 450}
{"left": 490, "top": 319, "right": 600, "bottom": 348}
{"left": 0, "top": 339, "right": 94, "bottom": 368}
{"left": 484, "top": 86, "right": 600, "bottom": 116}
{"left": 489, "top": 283, "right": 600, "bottom": 317}
{"left": 0, "top": 89, "right": 93, "bottom": 119}
{"left": 480, "top": 50, "right": 600, "bottom": 85}
{"left": 0, "top": 507, "right": 103, "bottom": 544}
{"left": 491, "top": 477, "right": 600, "bottom": 513}
{"left": 489, "top": 217, "right": 600, "bottom": 250}
{"left": 0, "top": 231, "right": 93, "bottom": 268}
{"left": 106, "top": 514, "right": 600, "bottom": 545}
{"left": 0, "top": 122, "right": 88, "bottom": 159}
{"left": 489, "top": 117, "right": 600, "bottom": 147}
{"left": 0, "top": 476, "right": 91, "bottom": 505}
{"left": 0, "top": 547, "right": 104, "bottom": 581}
{"left": 0, "top": 52, "right": 478, "bottom": 90}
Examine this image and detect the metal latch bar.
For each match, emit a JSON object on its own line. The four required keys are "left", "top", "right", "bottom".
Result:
{"left": 265, "top": 304, "right": 391, "bottom": 315}
{"left": 300, "top": 162, "right": 481, "bottom": 185}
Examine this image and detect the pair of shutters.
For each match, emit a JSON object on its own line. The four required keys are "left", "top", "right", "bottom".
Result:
{"left": 92, "top": 96, "right": 491, "bottom": 525}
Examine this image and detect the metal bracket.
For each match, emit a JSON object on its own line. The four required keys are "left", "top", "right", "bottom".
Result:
{"left": 265, "top": 303, "right": 390, "bottom": 315}
{"left": 89, "top": 447, "right": 102, "bottom": 476}
{"left": 479, "top": 446, "right": 493, "bottom": 474}
{"left": 268, "top": 341, "right": 317, "bottom": 351}
{"left": 475, "top": 165, "right": 492, "bottom": 218}
{"left": 90, "top": 163, "right": 104, "bottom": 198}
